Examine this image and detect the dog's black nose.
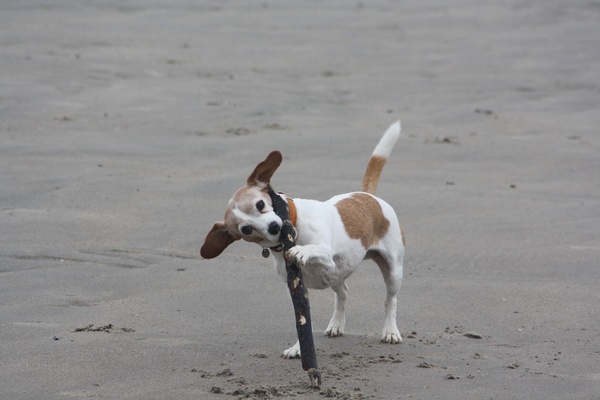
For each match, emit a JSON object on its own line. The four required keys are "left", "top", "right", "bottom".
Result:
{"left": 268, "top": 221, "right": 281, "bottom": 235}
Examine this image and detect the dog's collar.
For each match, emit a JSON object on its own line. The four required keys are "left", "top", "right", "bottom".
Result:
{"left": 286, "top": 197, "right": 297, "bottom": 228}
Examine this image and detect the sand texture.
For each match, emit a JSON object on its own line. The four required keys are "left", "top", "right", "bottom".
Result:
{"left": 1, "top": 1, "right": 599, "bottom": 399}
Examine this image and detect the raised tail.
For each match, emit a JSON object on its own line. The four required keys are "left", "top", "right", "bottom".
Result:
{"left": 361, "top": 121, "right": 401, "bottom": 195}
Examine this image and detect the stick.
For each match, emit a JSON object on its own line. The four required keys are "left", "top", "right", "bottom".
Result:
{"left": 268, "top": 189, "right": 322, "bottom": 388}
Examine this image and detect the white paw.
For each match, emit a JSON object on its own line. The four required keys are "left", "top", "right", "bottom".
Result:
{"left": 282, "top": 341, "right": 301, "bottom": 359}
{"left": 325, "top": 318, "right": 345, "bottom": 338}
{"left": 285, "top": 246, "right": 309, "bottom": 267}
{"left": 325, "top": 326, "right": 343, "bottom": 338}
{"left": 381, "top": 328, "right": 402, "bottom": 344}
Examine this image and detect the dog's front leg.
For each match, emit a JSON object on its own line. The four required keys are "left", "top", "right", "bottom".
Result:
{"left": 282, "top": 340, "right": 301, "bottom": 359}
{"left": 285, "top": 244, "right": 335, "bottom": 269}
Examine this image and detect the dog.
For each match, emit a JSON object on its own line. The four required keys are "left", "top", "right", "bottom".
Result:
{"left": 200, "top": 121, "right": 405, "bottom": 358}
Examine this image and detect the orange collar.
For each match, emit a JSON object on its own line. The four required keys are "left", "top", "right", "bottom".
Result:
{"left": 287, "top": 197, "right": 297, "bottom": 227}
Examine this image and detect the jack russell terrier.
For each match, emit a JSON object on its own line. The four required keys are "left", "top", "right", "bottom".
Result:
{"left": 200, "top": 121, "right": 405, "bottom": 358}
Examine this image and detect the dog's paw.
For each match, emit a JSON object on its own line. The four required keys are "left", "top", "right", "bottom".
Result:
{"left": 381, "top": 328, "right": 402, "bottom": 344}
{"left": 282, "top": 341, "right": 301, "bottom": 359}
{"left": 325, "top": 317, "right": 345, "bottom": 338}
{"left": 285, "top": 246, "right": 309, "bottom": 267}
{"left": 325, "top": 326, "right": 344, "bottom": 338}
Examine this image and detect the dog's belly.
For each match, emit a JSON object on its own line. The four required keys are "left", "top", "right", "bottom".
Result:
{"left": 272, "top": 249, "right": 362, "bottom": 290}
{"left": 301, "top": 268, "right": 335, "bottom": 290}
{"left": 300, "top": 256, "right": 357, "bottom": 290}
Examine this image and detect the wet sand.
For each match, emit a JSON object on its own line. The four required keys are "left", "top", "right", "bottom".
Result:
{"left": 1, "top": 1, "right": 599, "bottom": 399}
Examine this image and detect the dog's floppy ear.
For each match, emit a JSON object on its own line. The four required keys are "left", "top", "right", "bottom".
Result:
{"left": 200, "top": 221, "right": 240, "bottom": 259}
{"left": 247, "top": 151, "right": 283, "bottom": 187}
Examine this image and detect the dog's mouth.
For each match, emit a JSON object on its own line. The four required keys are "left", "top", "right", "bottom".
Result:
{"left": 243, "top": 234, "right": 279, "bottom": 246}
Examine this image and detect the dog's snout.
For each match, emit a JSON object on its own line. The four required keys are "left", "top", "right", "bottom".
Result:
{"left": 268, "top": 221, "right": 281, "bottom": 235}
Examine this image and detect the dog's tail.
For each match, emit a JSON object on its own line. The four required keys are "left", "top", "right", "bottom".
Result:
{"left": 361, "top": 121, "right": 401, "bottom": 195}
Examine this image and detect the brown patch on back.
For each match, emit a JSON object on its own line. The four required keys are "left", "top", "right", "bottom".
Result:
{"left": 335, "top": 193, "right": 390, "bottom": 249}
{"left": 361, "top": 155, "right": 387, "bottom": 195}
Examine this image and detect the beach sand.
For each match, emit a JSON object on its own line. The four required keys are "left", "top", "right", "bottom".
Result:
{"left": 1, "top": 1, "right": 599, "bottom": 399}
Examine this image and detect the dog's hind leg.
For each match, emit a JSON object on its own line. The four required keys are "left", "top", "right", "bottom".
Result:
{"left": 369, "top": 250, "right": 403, "bottom": 344}
{"left": 325, "top": 282, "right": 348, "bottom": 337}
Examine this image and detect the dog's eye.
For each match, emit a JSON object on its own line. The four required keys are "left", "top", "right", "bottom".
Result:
{"left": 241, "top": 226, "right": 253, "bottom": 235}
{"left": 256, "top": 200, "right": 265, "bottom": 212}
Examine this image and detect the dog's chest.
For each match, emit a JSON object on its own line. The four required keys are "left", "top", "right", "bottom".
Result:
{"left": 278, "top": 197, "right": 370, "bottom": 289}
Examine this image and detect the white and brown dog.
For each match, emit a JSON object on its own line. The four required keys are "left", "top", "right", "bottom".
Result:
{"left": 201, "top": 121, "right": 405, "bottom": 358}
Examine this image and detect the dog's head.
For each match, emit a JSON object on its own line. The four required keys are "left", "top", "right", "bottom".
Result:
{"left": 200, "top": 151, "right": 284, "bottom": 259}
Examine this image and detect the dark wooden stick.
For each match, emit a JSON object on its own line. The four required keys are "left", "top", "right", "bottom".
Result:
{"left": 268, "top": 189, "right": 322, "bottom": 388}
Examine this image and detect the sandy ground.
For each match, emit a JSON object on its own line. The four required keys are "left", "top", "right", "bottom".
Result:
{"left": 1, "top": 1, "right": 599, "bottom": 399}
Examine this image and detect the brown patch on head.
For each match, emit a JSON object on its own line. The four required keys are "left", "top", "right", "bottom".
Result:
{"left": 361, "top": 155, "right": 387, "bottom": 195}
{"left": 223, "top": 206, "right": 239, "bottom": 234}
{"left": 229, "top": 186, "right": 268, "bottom": 215}
{"left": 335, "top": 193, "right": 390, "bottom": 249}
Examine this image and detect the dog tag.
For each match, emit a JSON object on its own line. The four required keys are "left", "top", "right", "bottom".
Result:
{"left": 262, "top": 248, "right": 270, "bottom": 258}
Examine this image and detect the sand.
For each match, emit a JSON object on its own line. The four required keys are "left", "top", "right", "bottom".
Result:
{"left": 1, "top": 1, "right": 599, "bottom": 399}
